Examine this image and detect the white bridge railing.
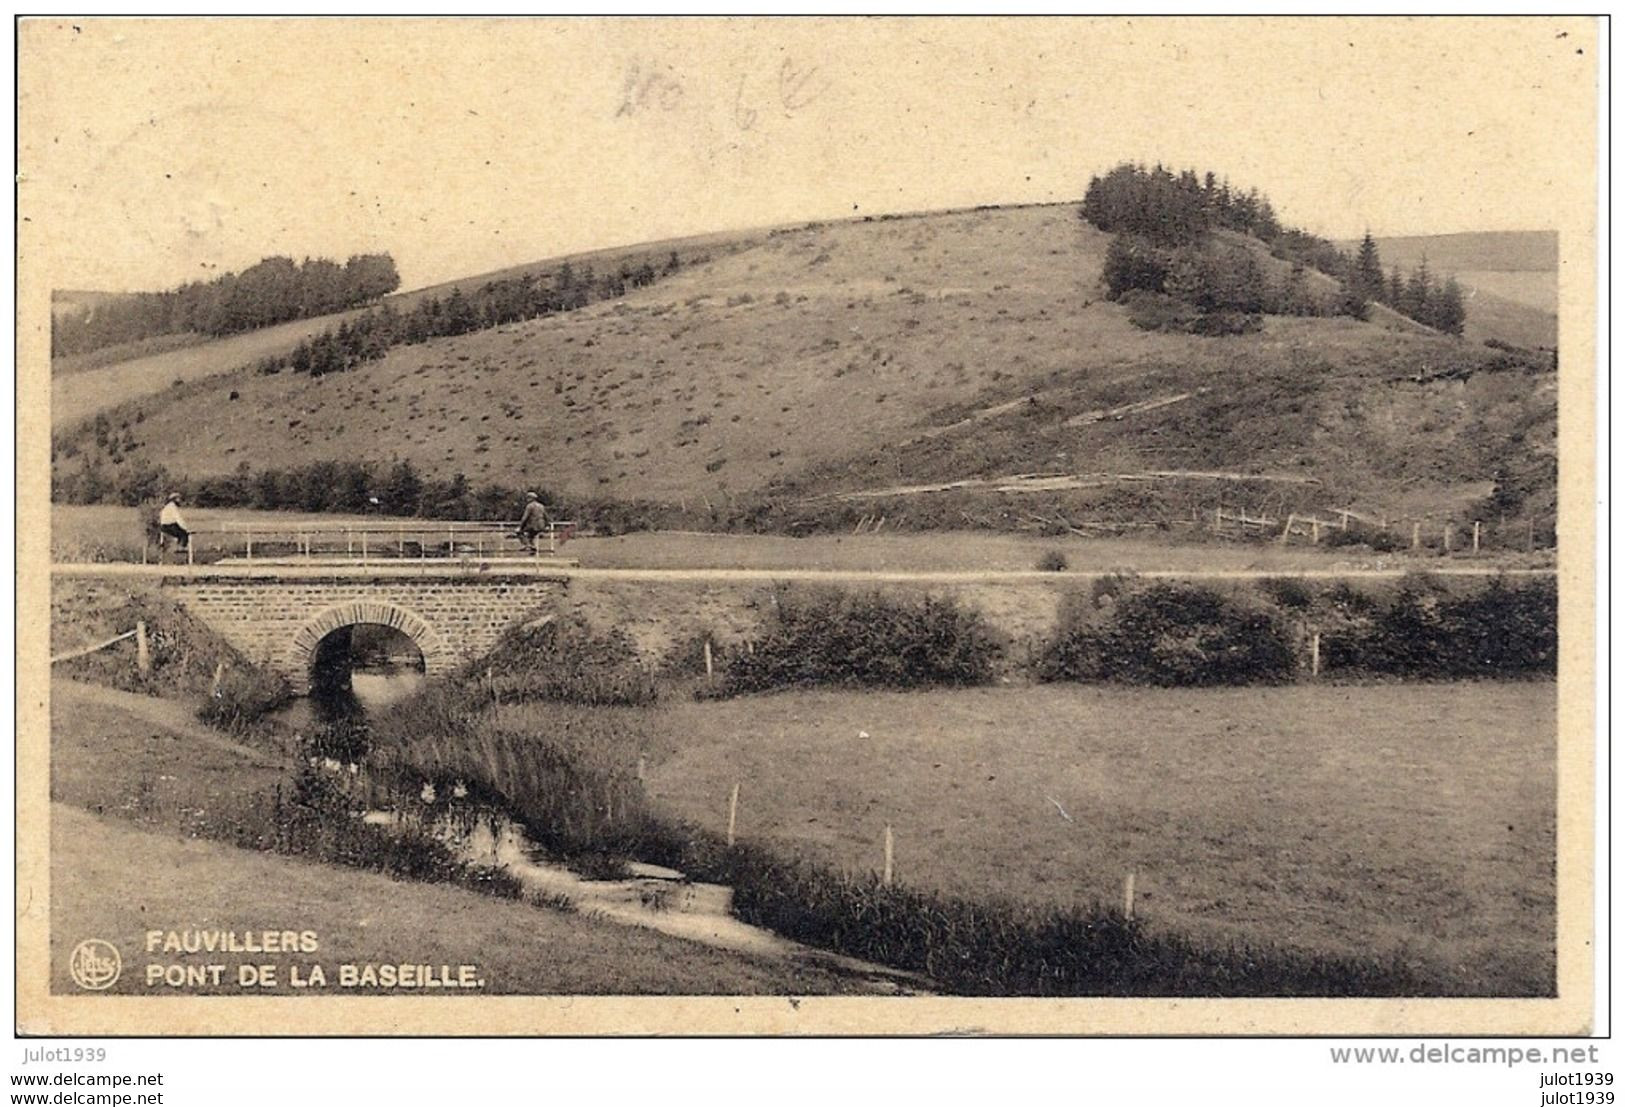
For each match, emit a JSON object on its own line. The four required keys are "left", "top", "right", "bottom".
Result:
{"left": 160, "top": 520, "right": 576, "bottom": 565}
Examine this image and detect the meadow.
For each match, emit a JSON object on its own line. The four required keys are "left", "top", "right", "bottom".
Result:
{"left": 483, "top": 680, "right": 1554, "bottom": 994}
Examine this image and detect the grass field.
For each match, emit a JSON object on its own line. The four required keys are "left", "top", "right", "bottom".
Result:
{"left": 49, "top": 805, "right": 859, "bottom": 996}
{"left": 47, "top": 680, "right": 861, "bottom": 995}
{"left": 51, "top": 656, "right": 1556, "bottom": 995}
{"left": 614, "top": 682, "right": 1555, "bottom": 994}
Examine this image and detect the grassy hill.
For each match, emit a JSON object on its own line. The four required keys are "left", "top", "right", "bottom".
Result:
{"left": 49, "top": 228, "right": 764, "bottom": 428}
{"left": 55, "top": 205, "right": 1556, "bottom": 532}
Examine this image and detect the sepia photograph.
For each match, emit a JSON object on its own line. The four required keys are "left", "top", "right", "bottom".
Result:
{"left": 14, "top": 15, "right": 1601, "bottom": 1045}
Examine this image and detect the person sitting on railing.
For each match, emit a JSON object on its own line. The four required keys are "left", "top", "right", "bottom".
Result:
{"left": 515, "top": 491, "right": 549, "bottom": 554}
{"left": 158, "top": 493, "right": 191, "bottom": 555}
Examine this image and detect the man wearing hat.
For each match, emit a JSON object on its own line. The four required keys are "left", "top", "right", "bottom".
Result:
{"left": 158, "top": 492, "right": 191, "bottom": 555}
{"left": 515, "top": 491, "right": 549, "bottom": 555}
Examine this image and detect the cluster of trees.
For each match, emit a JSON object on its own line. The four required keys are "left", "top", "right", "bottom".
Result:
{"left": 1084, "top": 163, "right": 1469, "bottom": 334}
{"left": 52, "top": 254, "right": 400, "bottom": 357}
{"left": 1102, "top": 235, "right": 1349, "bottom": 322}
{"left": 52, "top": 455, "right": 559, "bottom": 522}
{"left": 1085, "top": 163, "right": 1362, "bottom": 324}
{"left": 252, "top": 251, "right": 682, "bottom": 377}
{"left": 1267, "top": 228, "right": 1354, "bottom": 282}
{"left": 1081, "top": 163, "right": 1283, "bottom": 246}
{"left": 1080, "top": 163, "right": 1354, "bottom": 277}
{"left": 1346, "top": 234, "right": 1467, "bottom": 335}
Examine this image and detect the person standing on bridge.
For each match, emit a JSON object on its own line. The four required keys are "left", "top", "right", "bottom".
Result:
{"left": 158, "top": 492, "right": 191, "bottom": 557}
{"left": 515, "top": 491, "right": 549, "bottom": 555}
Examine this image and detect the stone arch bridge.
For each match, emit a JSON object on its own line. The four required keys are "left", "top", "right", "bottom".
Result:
{"left": 147, "top": 565, "right": 568, "bottom": 694}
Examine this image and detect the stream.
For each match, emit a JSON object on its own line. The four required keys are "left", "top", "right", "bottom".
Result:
{"left": 361, "top": 803, "right": 928, "bottom": 994}
{"left": 273, "top": 663, "right": 425, "bottom": 732}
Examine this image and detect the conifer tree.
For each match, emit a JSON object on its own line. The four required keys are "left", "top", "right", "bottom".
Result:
{"left": 1403, "top": 260, "right": 1433, "bottom": 322}
{"left": 1432, "top": 276, "right": 1467, "bottom": 336}
{"left": 1353, "top": 232, "right": 1384, "bottom": 303}
{"left": 1254, "top": 198, "right": 1281, "bottom": 242}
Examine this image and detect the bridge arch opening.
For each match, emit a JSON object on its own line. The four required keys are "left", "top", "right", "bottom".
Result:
{"left": 288, "top": 600, "right": 452, "bottom": 709}
{"left": 308, "top": 623, "right": 426, "bottom": 720}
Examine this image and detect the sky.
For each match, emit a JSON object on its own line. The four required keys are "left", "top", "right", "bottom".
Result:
{"left": 20, "top": 16, "right": 1598, "bottom": 294}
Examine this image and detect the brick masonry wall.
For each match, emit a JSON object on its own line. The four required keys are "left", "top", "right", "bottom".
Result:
{"left": 161, "top": 576, "right": 565, "bottom": 692}
{"left": 61, "top": 572, "right": 1089, "bottom": 693}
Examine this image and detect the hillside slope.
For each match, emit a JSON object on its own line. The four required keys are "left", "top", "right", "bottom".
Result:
{"left": 57, "top": 205, "right": 1556, "bottom": 528}
{"left": 67, "top": 205, "right": 1103, "bottom": 497}
{"left": 49, "top": 227, "right": 764, "bottom": 428}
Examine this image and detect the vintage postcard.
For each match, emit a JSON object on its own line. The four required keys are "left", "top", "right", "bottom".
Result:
{"left": 15, "top": 15, "right": 1601, "bottom": 1036}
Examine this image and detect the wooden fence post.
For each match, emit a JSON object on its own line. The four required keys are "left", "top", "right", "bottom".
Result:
{"left": 1443, "top": 524, "right": 1453, "bottom": 553}
{"left": 1123, "top": 871, "right": 1136, "bottom": 919}
{"left": 882, "top": 825, "right": 894, "bottom": 887}
{"left": 1412, "top": 521, "right": 1421, "bottom": 550}
{"left": 1311, "top": 632, "right": 1321, "bottom": 677}
{"left": 1473, "top": 521, "right": 1481, "bottom": 554}
{"left": 727, "top": 782, "right": 740, "bottom": 847}
{"left": 135, "top": 621, "right": 150, "bottom": 677}
{"left": 704, "top": 639, "right": 714, "bottom": 680}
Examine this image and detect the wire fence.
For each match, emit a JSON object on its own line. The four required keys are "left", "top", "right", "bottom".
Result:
{"left": 1211, "top": 504, "right": 1555, "bottom": 554}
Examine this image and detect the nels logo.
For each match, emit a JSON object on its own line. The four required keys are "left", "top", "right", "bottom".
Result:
{"left": 68, "top": 939, "right": 121, "bottom": 991}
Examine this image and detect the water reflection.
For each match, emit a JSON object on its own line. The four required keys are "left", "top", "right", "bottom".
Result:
{"left": 303, "top": 664, "right": 425, "bottom": 724}
{"left": 274, "top": 623, "right": 426, "bottom": 733}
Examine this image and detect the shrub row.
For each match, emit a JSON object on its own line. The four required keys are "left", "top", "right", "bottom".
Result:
{"left": 1037, "top": 577, "right": 1555, "bottom": 686}
{"left": 1037, "top": 582, "right": 1297, "bottom": 687}
{"left": 707, "top": 843, "right": 1429, "bottom": 996}
{"left": 1320, "top": 576, "right": 1557, "bottom": 679}
{"left": 715, "top": 588, "right": 1005, "bottom": 695}
{"left": 475, "top": 616, "right": 660, "bottom": 707}
{"left": 675, "top": 577, "right": 1555, "bottom": 695}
